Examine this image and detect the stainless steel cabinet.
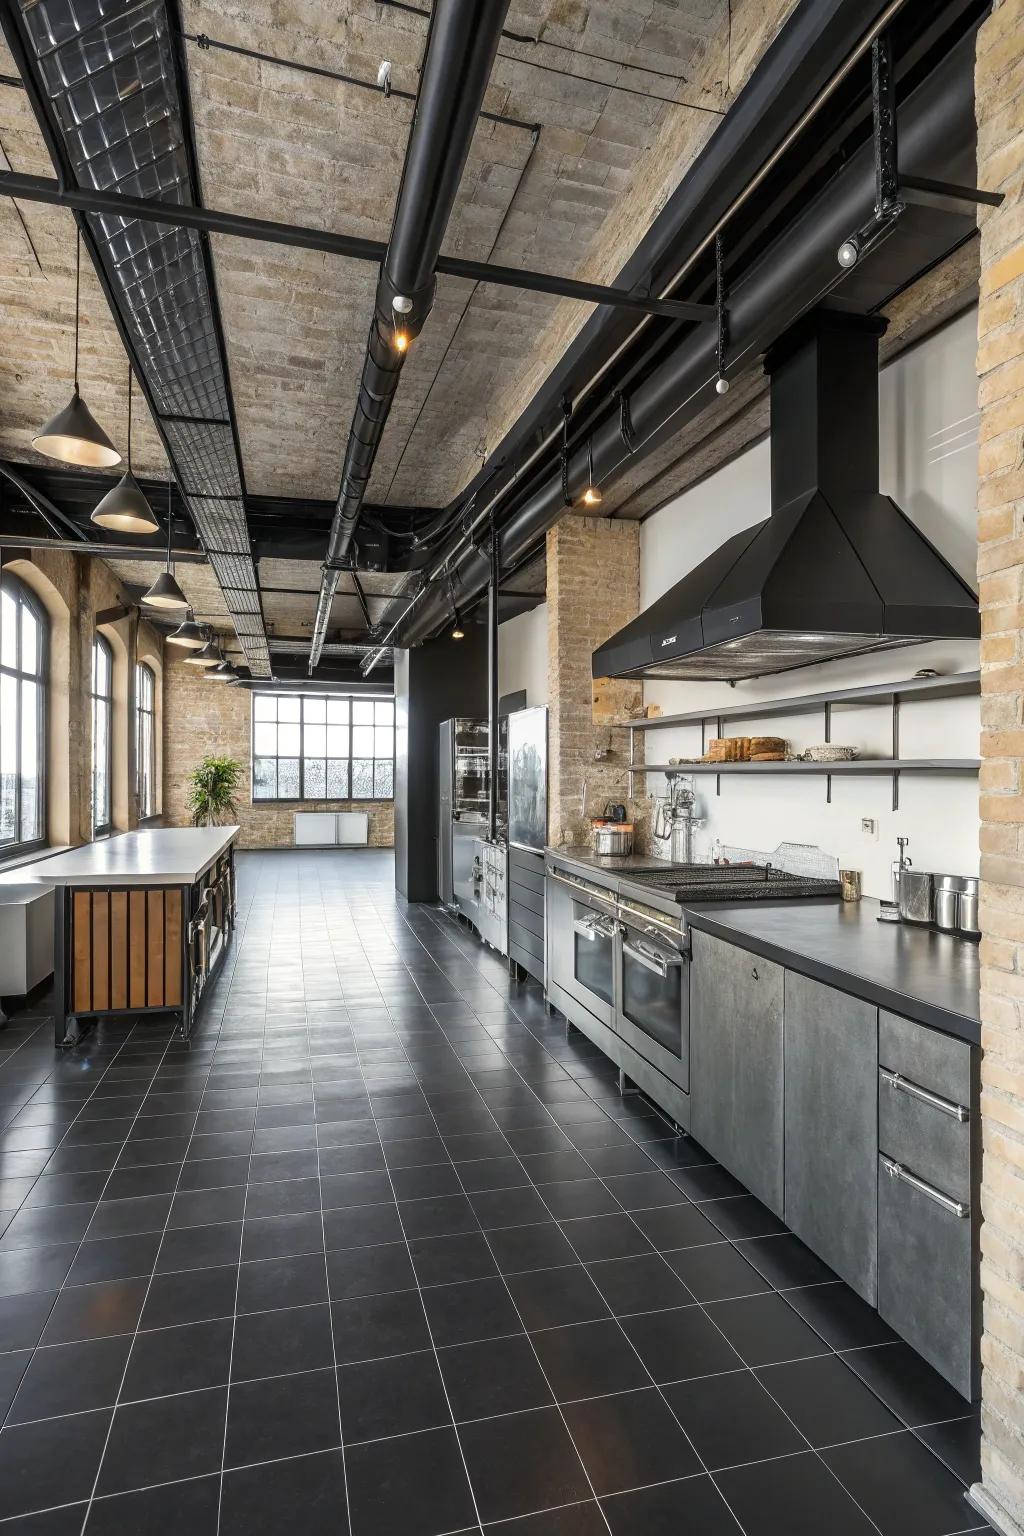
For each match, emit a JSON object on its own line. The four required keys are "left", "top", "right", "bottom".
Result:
{"left": 877, "top": 1010, "right": 979, "bottom": 1399}
{"left": 784, "top": 971, "right": 878, "bottom": 1303}
{"left": 690, "top": 929, "right": 785, "bottom": 1215}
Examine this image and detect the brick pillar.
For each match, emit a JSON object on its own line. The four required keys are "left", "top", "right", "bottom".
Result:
{"left": 972, "top": 4, "right": 1024, "bottom": 1531}
{"left": 546, "top": 518, "right": 643, "bottom": 848}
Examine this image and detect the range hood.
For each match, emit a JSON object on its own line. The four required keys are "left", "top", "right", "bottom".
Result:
{"left": 593, "top": 312, "right": 979, "bottom": 683}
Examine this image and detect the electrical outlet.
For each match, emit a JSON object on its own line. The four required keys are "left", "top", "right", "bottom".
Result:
{"left": 861, "top": 817, "right": 878, "bottom": 841}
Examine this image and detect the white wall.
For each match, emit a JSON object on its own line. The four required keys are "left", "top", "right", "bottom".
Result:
{"left": 499, "top": 602, "right": 549, "bottom": 707}
{"left": 639, "top": 308, "right": 981, "bottom": 897}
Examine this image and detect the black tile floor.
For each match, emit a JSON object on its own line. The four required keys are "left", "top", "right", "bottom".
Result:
{"left": 0, "top": 849, "right": 991, "bottom": 1535}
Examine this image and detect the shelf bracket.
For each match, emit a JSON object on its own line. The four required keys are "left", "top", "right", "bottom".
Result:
{"left": 824, "top": 700, "right": 832, "bottom": 804}
{"left": 892, "top": 695, "right": 900, "bottom": 811}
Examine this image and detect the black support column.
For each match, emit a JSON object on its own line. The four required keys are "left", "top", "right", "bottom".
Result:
{"left": 393, "top": 626, "right": 487, "bottom": 903}
{"left": 487, "top": 527, "right": 500, "bottom": 842}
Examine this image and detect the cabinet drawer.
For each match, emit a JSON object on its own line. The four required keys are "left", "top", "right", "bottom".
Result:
{"left": 878, "top": 1068, "right": 970, "bottom": 1203}
{"left": 879, "top": 1010, "right": 971, "bottom": 1103}
{"left": 877, "top": 1155, "right": 977, "bottom": 1400}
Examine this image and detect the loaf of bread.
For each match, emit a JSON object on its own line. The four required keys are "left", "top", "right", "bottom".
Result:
{"left": 749, "top": 735, "right": 786, "bottom": 755}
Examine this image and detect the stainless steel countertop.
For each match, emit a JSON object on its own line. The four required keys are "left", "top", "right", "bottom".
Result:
{"left": 15, "top": 827, "right": 240, "bottom": 887}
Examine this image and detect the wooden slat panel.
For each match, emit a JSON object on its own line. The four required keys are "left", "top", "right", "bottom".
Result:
{"left": 110, "top": 892, "right": 128, "bottom": 1010}
{"left": 73, "top": 892, "right": 91, "bottom": 1013}
{"left": 129, "top": 891, "right": 147, "bottom": 1008}
{"left": 91, "top": 892, "right": 110, "bottom": 1012}
{"left": 147, "top": 891, "right": 165, "bottom": 1008}
{"left": 164, "top": 890, "right": 183, "bottom": 1008}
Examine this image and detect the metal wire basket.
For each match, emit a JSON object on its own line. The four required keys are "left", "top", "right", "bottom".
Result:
{"left": 717, "top": 841, "right": 841, "bottom": 881}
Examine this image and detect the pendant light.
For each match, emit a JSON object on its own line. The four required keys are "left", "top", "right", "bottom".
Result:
{"left": 142, "top": 477, "right": 189, "bottom": 610}
{"left": 91, "top": 364, "right": 159, "bottom": 533}
{"left": 183, "top": 633, "right": 221, "bottom": 667}
{"left": 34, "top": 230, "right": 121, "bottom": 468}
{"left": 167, "top": 613, "right": 206, "bottom": 649}
{"left": 208, "top": 654, "right": 237, "bottom": 681}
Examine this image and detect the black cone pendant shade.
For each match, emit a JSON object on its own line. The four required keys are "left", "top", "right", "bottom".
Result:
{"left": 183, "top": 637, "right": 220, "bottom": 667}
{"left": 167, "top": 615, "right": 206, "bottom": 649}
{"left": 34, "top": 389, "right": 121, "bottom": 468}
{"left": 92, "top": 368, "right": 158, "bottom": 532}
{"left": 142, "top": 476, "right": 189, "bottom": 610}
{"left": 34, "top": 231, "right": 121, "bottom": 469}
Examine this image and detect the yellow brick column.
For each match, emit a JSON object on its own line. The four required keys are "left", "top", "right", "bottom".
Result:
{"left": 546, "top": 518, "right": 643, "bottom": 849}
{"left": 971, "top": 3, "right": 1024, "bottom": 1532}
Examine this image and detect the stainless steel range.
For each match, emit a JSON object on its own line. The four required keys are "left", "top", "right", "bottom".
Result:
{"left": 545, "top": 854, "right": 840, "bottom": 1131}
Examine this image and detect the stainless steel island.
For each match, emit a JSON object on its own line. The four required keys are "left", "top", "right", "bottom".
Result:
{"left": 19, "top": 827, "right": 239, "bottom": 1048}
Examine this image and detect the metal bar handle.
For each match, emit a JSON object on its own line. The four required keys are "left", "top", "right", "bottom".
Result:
{"left": 622, "top": 938, "right": 680, "bottom": 977}
{"left": 880, "top": 1156, "right": 970, "bottom": 1219}
{"left": 880, "top": 1068, "right": 969, "bottom": 1123}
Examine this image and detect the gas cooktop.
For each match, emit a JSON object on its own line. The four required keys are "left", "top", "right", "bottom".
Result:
{"left": 621, "top": 863, "right": 841, "bottom": 904}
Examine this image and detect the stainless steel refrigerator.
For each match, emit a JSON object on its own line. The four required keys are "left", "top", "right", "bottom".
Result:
{"left": 438, "top": 718, "right": 489, "bottom": 911}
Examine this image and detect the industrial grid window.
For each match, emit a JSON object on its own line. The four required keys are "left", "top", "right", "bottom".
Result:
{"left": 0, "top": 574, "right": 47, "bottom": 854}
{"left": 91, "top": 636, "right": 113, "bottom": 837}
{"left": 251, "top": 693, "right": 394, "bottom": 802}
{"left": 136, "top": 662, "right": 156, "bottom": 820}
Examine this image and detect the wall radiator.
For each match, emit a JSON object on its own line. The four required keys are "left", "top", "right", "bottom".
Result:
{"left": 293, "top": 813, "right": 369, "bottom": 847}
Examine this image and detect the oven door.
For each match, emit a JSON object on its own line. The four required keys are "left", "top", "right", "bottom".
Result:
{"left": 569, "top": 901, "right": 617, "bottom": 1025}
{"left": 616, "top": 919, "right": 689, "bottom": 1091}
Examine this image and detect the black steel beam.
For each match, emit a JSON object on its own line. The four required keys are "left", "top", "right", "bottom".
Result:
{"left": 0, "top": 533, "right": 207, "bottom": 562}
{"left": 0, "top": 171, "right": 714, "bottom": 323}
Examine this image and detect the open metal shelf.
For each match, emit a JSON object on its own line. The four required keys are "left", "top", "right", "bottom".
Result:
{"left": 615, "top": 670, "right": 980, "bottom": 731}
{"left": 619, "top": 670, "right": 980, "bottom": 809}
{"left": 631, "top": 759, "right": 979, "bottom": 775}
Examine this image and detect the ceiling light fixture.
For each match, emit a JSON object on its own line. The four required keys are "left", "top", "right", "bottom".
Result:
{"left": 208, "top": 655, "right": 237, "bottom": 681}
{"left": 579, "top": 440, "right": 602, "bottom": 507}
{"left": 837, "top": 235, "right": 860, "bottom": 269}
{"left": 451, "top": 611, "right": 465, "bottom": 640}
{"left": 393, "top": 326, "right": 410, "bottom": 353}
{"left": 91, "top": 363, "right": 159, "bottom": 533}
{"left": 141, "top": 476, "right": 189, "bottom": 609}
{"left": 166, "top": 614, "right": 206, "bottom": 649}
{"left": 183, "top": 634, "right": 220, "bottom": 667}
{"left": 34, "top": 229, "right": 121, "bottom": 468}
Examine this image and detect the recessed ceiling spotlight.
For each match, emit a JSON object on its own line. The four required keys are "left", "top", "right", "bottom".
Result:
{"left": 837, "top": 236, "right": 860, "bottom": 269}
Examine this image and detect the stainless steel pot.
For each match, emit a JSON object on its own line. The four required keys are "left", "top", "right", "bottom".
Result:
{"left": 897, "top": 868, "right": 934, "bottom": 925}
{"left": 934, "top": 875, "right": 965, "bottom": 934}
{"left": 594, "top": 825, "right": 633, "bottom": 856}
{"left": 957, "top": 877, "right": 980, "bottom": 939}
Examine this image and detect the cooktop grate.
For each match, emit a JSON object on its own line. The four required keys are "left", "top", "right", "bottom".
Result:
{"left": 623, "top": 863, "right": 841, "bottom": 903}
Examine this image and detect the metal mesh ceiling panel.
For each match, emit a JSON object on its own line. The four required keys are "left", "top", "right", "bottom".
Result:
{"left": 16, "top": 0, "right": 268, "bottom": 672}
{"left": 270, "top": 640, "right": 391, "bottom": 659}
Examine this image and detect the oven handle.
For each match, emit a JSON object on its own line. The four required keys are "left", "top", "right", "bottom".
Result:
{"left": 550, "top": 869, "right": 617, "bottom": 914}
{"left": 622, "top": 936, "right": 683, "bottom": 977}
{"left": 573, "top": 914, "right": 618, "bottom": 942}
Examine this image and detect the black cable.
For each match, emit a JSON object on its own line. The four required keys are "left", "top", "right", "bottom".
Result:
{"left": 183, "top": 31, "right": 538, "bottom": 134}
{"left": 72, "top": 227, "right": 80, "bottom": 391}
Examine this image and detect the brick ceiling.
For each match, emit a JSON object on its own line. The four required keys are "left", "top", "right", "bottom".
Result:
{"left": 0, "top": 0, "right": 821, "bottom": 653}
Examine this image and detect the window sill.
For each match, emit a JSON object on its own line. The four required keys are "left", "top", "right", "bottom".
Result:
{"left": 0, "top": 844, "right": 72, "bottom": 878}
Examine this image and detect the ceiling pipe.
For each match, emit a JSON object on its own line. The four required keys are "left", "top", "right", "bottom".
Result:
{"left": 308, "top": 0, "right": 509, "bottom": 672}
{"left": 371, "top": 19, "right": 981, "bottom": 660}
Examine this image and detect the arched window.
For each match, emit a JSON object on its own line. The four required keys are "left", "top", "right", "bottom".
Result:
{"left": 135, "top": 661, "right": 156, "bottom": 820}
{"left": 91, "top": 635, "right": 113, "bottom": 836}
{"left": 0, "top": 574, "right": 47, "bottom": 853}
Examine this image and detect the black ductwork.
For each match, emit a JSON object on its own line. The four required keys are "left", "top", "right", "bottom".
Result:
{"left": 593, "top": 312, "right": 978, "bottom": 682}
{"left": 309, "top": 0, "right": 509, "bottom": 669}
{"left": 387, "top": 16, "right": 982, "bottom": 654}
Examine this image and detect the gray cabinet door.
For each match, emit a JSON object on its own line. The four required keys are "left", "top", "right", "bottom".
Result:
{"left": 690, "top": 929, "right": 784, "bottom": 1215}
{"left": 784, "top": 971, "right": 878, "bottom": 1304}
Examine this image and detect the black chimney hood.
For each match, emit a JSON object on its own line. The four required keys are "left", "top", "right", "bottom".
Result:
{"left": 593, "top": 312, "right": 979, "bottom": 683}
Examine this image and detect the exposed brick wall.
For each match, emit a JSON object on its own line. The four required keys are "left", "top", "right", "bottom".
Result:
{"left": 161, "top": 659, "right": 394, "bottom": 849}
{"left": 1, "top": 548, "right": 163, "bottom": 847}
{"left": 546, "top": 519, "right": 643, "bottom": 849}
{"left": 974, "top": 3, "right": 1024, "bottom": 1530}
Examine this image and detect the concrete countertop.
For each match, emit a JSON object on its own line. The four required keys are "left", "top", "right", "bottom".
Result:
{"left": 546, "top": 847, "right": 980, "bottom": 1045}
{"left": 15, "top": 827, "right": 240, "bottom": 887}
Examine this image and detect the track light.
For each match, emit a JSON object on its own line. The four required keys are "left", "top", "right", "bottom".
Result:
{"left": 34, "top": 231, "right": 121, "bottom": 468}
{"left": 837, "top": 236, "right": 860, "bottom": 269}
{"left": 91, "top": 364, "right": 159, "bottom": 533}
{"left": 142, "top": 476, "right": 189, "bottom": 609}
{"left": 167, "top": 614, "right": 206, "bottom": 649}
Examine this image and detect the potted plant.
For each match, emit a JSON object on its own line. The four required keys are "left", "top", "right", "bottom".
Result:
{"left": 187, "top": 755, "right": 242, "bottom": 827}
